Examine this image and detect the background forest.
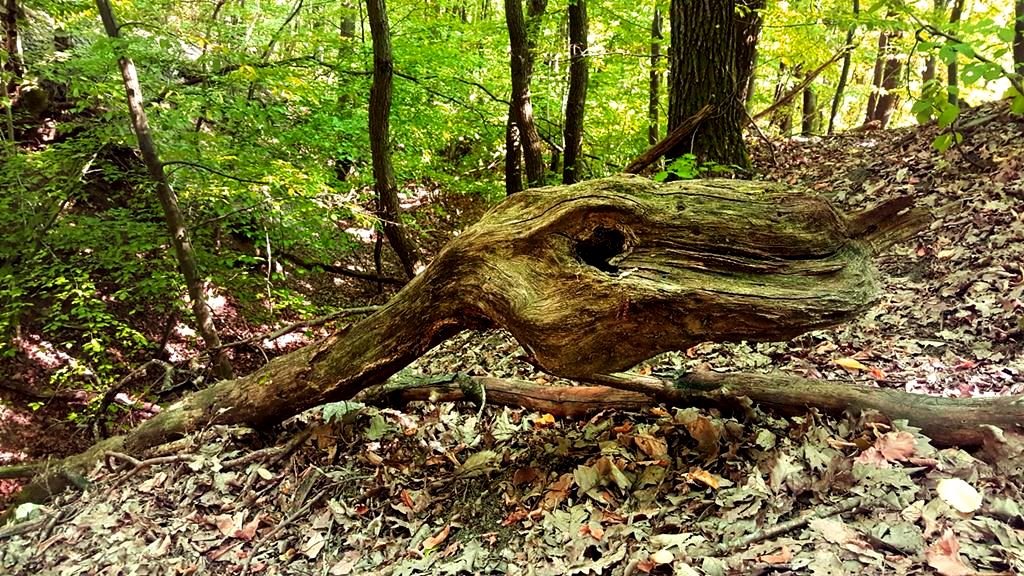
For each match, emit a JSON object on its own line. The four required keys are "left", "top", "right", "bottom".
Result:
{"left": 2, "top": 0, "right": 1024, "bottom": 573}
{"left": 2, "top": 0, "right": 1021, "bottom": 404}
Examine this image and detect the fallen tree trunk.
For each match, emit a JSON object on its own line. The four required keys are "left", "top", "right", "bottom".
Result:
{"left": 363, "top": 371, "right": 1024, "bottom": 448}
{"left": 8, "top": 175, "right": 928, "bottom": 508}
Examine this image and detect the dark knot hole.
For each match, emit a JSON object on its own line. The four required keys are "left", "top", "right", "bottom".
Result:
{"left": 575, "top": 226, "right": 626, "bottom": 273}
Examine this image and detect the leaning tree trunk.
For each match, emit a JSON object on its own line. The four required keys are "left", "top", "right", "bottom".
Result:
{"left": 10, "top": 176, "right": 932, "bottom": 504}
{"left": 668, "top": 0, "right": 751, "bottom": 169}
{"left": 505, "top": 0, "right": 546, "bottom": 189}
{"left": 95, "top": 0, "right": 233, "bottom": 380}
{"left": 366, "top": 0, "right": 419, "bottom": 279}
{"left": 827, "top": 0, "right": 859, "bottom": 134}
{"left": 562, "top": 0, "right": 588, "bottom": 184}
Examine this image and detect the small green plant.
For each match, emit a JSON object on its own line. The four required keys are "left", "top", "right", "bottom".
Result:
{"left": 653, "top": 154, "right": 733, "bottom": 181}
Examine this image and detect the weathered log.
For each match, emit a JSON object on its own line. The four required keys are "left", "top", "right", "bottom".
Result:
{"left": 7, "top": 176, "right": 927, "bottom": 508}
{"left": 364, "top": 372, "right": 1024, "bottom": 448}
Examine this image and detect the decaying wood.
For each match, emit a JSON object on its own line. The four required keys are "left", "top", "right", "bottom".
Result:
{"left": 6, "top": 175, "right": 928, "bottom": 508}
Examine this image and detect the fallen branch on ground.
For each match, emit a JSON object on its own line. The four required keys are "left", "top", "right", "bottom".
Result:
{"left": 278, "top": 251, "right": 405, "bottom": 285}
{"left": 216, "top": 306, "right": 382, "bottom": 353}
{"left": 751, "top": 46, "right": 853, "bottom": 123}
{"left": 367, "top": 370, "right": 1024, "bottom": 449}
{"left": 624, "top": 104, "right": 714, "bottom": 174}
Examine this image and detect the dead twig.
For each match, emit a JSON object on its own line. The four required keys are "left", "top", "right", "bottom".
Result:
{"left": 92, "top": 359, "right": 174, "bottom": 440}
{"left": 215, "top": 306, "right": 381, "bottom": 352}
{"left": 240, "top": 492, "right": 327, "bottom": 576}
{"left": 102, "top": 451, "right": 195, "bottom": 490}
{"left": 714, "top": 496, "right": 867, "bottom": 555}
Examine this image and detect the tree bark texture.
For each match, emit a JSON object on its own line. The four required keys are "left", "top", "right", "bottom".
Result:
{"left": 827, "top": 0, "right": 859, "bottom": 134}
{"left": 734, "top": 0, "right": 764, "bottom": 104}
{"left": 801, "top": 83, "right": 817, "bottom": 135}
{"left": 561, "top": 0, "right": 588, "bottom": 184}
{"left": 366, "top": 0, "right": 419, "bottom": 279}
{"left": 1016, "top": 0, "right": 1024, "bottom": 75}
{"left": 947, "top": 0, "right": 965, "bottom": 105}
{"left": 2, "top": 0, "right": 22, "bottom": 95}
{"left": 873, "top": 34, "right": 903, "bottom": 128}
{"left": 95, "top": 0, "right": 233, "bottom": 380}
{"left": 9, "top": 176, "right": 933, "bottom": 506}
{"left": 864, "top": 31, "right": 888, "bottom": 124}
{"left": 372, "top": 372, "right": 1024, "bottom": 449}
{"left": 505, "top": 0, "right": 546, "bottom": 188}
{"left": 668, "top": 0, "right": 750, "bottom": 169}
{"left": 648, "top": 8, "right": 662, "bottom": 146}
{"left": 864, "top": 29, "right": 901, "bottom": 128}
{"left": 504, "top": 107, "right": 524, "bottom": 195}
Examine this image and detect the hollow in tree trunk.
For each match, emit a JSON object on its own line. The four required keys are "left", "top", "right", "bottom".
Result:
{"left": 667, "top": 0, "right": 751, "bottom": 169}
{"left": 95, "top": 0, "right": 233, "bottom": 380}
{"left": 366, "top": 0, "right": 419, "bottom": 279}
{"left": 562, "top": 0, "right": 588, "bottom": 184}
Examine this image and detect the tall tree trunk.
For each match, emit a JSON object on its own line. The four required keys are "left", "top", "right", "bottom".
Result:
{"left": 561, "top": 0, "right": 587, "bottom": 184}
{"left": 504, "top": 107, "right": 523, "bottom": 195}
{"left": 95, "top": 0, "right": 233, "bottom": 380}
{"left": 801, "top": 82, "right": 817, "bottom": 135}
{"left": 771, "top": 62, "right": 795, "bottom": 135}
{"left": 872, "top": 32, "right": 903, "bottom": 128}
{"left": 667, "top": 0, "right": 751, "bottom": 169}
{"left": 921, "top": 0, "right": 944, "bottom": 92}
{"left": 947, "top": 0, "right": 965, "bottom": 105}
{"left": 1016, "top": 0, "right": 1024, "bottom": 75}
{"left": 735, "top": 0, "right": 764, "bottom": 104}
{"left": 828, "top": 0, "right": 859, "bottom": 134}
{"left": 864, "top": 30, "right": 888, "bottom": 124}
{"left": 505, "top": 0, "right": 546, "bottom": 189}
{"left": 366, "top": 0, "right": 419, "bottom": 279}
{"left": 2, "top": 0, "right": 22, "bottom": 95}
{"left": 648, "top": 7, "right": 662, "bottom": 146}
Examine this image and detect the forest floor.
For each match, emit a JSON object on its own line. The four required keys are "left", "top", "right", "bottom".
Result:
{"left": 2, "top": 101, "right": 1024, "bottom": 574}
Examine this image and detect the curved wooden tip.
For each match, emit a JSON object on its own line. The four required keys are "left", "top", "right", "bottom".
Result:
{"left": 847, "top": 196, "right": 933, "bottom": 252}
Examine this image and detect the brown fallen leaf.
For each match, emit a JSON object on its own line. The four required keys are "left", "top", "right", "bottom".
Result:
{"left": 634, "top": 433, "right": 669, "bottom": 460}
{"left": 925, "top": 530, "right": 973, "bottom": 576}
{"left": 422, "top": 524, "right": 451, "bottom": 550}
{"left": 760, "top": 545, "right": 793, "bottom": 564}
